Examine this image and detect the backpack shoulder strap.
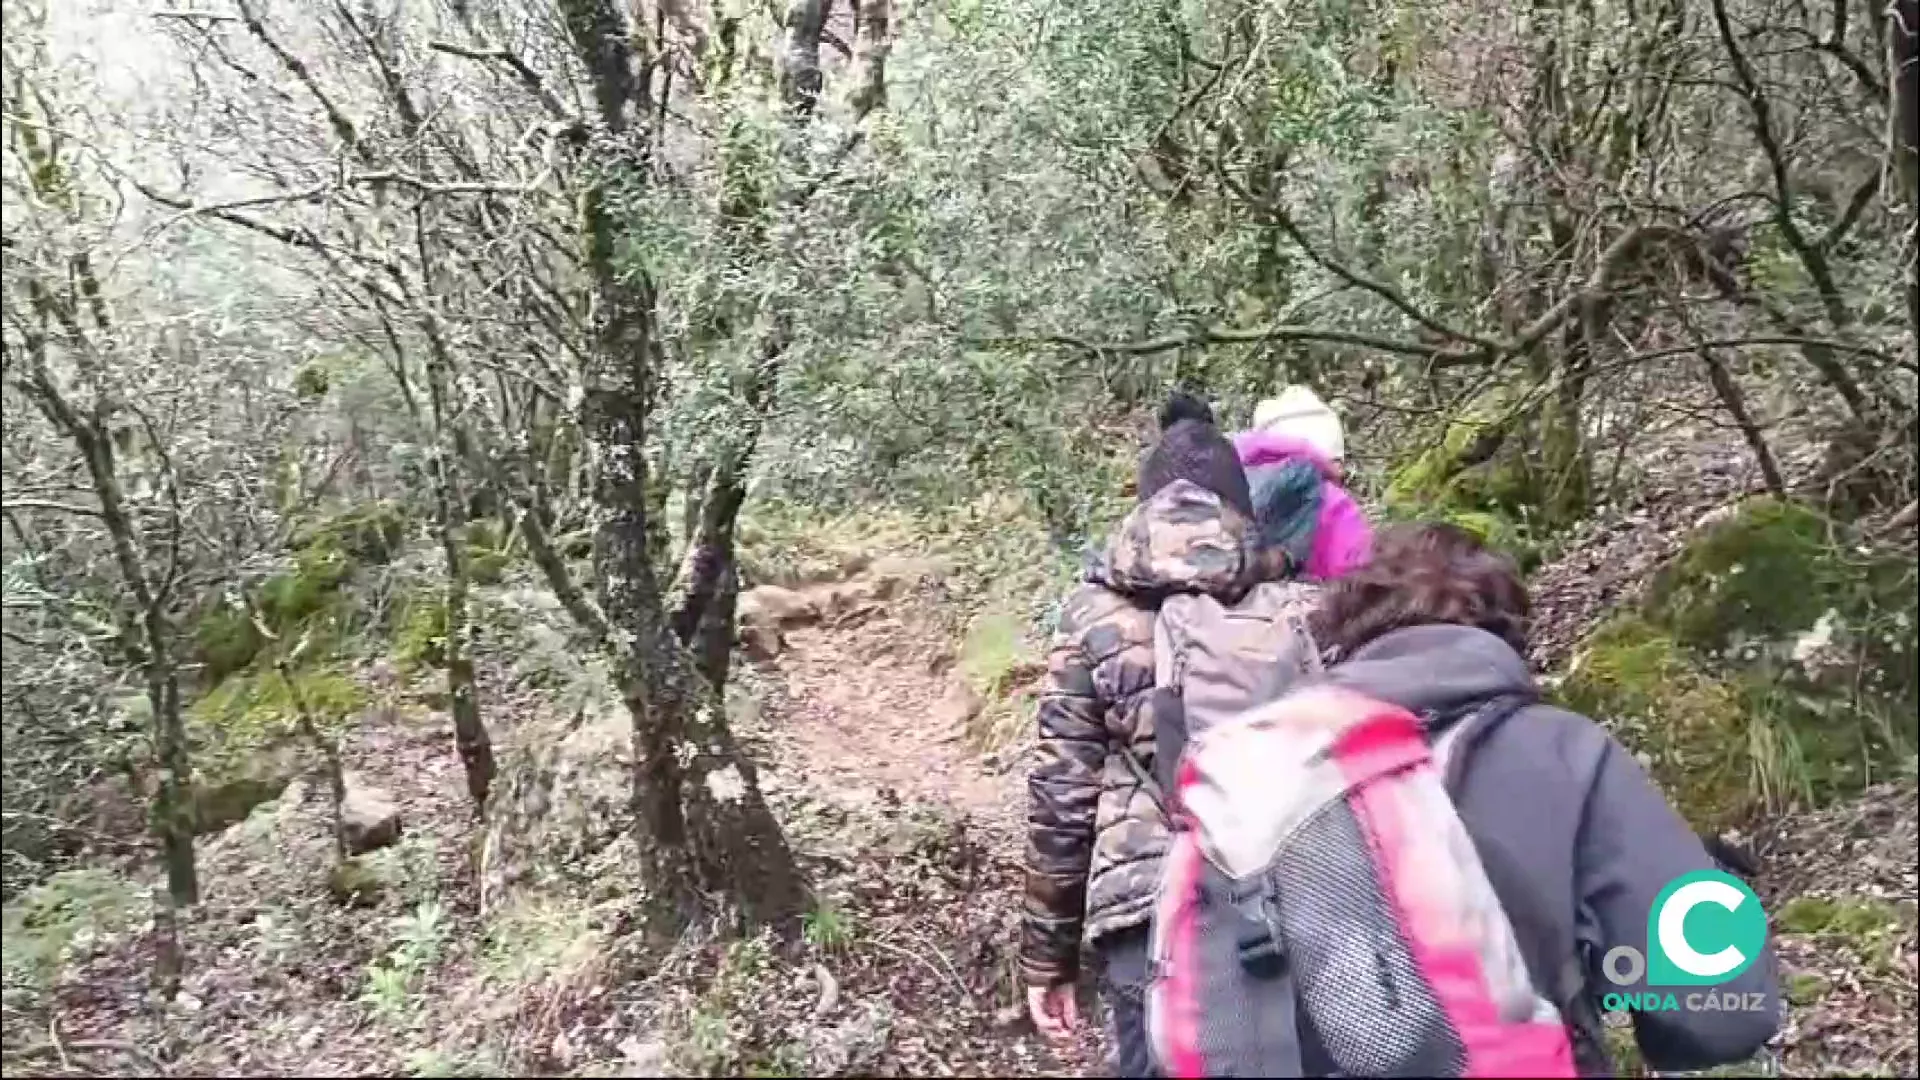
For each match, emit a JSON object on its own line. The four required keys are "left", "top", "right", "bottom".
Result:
{"left": 1432, "top": 694, "right": 1528, "bottom": 791}
{"left": 1435, "top": 696, "right": 1608, "bottom": 1071}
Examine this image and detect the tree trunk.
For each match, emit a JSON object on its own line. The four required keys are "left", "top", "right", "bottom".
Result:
{"left": 672, "top": 466, "right": 750, "bottom": 690}
{"left": 1895, "top": 0, "right": 1919, "bottom": 350}
{"left": 1892, "top": 0, "right": 1918, "bottom": 210}
{"left": 1700, "top": 347, "right": 1787, "bottom": 496}
{"left": 670, "top": 326, "right": 785, "bottom": 690}
{"left": 11, "top": 104, "right": 199, "bottom": 908}
{"left": 423, "top": 333, "right": 496, "bottom": 813}
{"left": 574, "top": 139, "right": 802, "bottom": 931}
{"left": 21, "top": 354, "right": 199, "bottom": 908}
{"left": 150, "top": 663, "right": 196, "bottom": 906}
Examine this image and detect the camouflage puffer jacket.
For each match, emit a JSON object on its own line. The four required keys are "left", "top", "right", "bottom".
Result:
{"left": 1019, "top": 479, "right": 1258, "bottom": 987}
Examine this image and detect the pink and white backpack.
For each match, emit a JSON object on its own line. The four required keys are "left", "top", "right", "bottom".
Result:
{"left": 1136, "top": 590, "right": 1582, "bottom": 1078}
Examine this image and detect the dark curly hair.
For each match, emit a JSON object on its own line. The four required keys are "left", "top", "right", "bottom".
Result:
{"left": 1311, "top": 522, "right": 1531, "bottom": 658}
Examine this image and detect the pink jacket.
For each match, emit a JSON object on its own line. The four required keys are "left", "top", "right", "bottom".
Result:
{"left": 1232, "top": 430, "right": 1375, "bottom": 581}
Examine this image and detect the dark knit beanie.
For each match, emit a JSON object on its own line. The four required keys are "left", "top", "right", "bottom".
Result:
{"left": 1138, "top": 392, "right": 1255, "bottom": 518}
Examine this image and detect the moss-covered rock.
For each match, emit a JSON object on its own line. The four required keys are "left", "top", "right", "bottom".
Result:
{"left": 1646, "top": 497, "right": 1918, "bottom": 707}
{"left": 1634, "top": 497, "right": 1918, "bottom": 806}
{"left": 1, "top": 868, "right": 143, "bottom": 998}
{"left": 327, "top": 856, "right": 387, "bottom": 907}
{"left": 1559, "top": 602, "right": 1912, "bottom": 832}
{"left": 192, "top": 758, "right": 300, "bottom": 836}
{"left": 184, "top": 513, "right": 365, "bottom": 686}
{"left": 258, "top": 543, "right": 355, "bottom": 632}
{"left": 291, "top": 501, "right": 410, "bottom": 566}
{"left": 187, "top": 666, "right": 366, "bottom": 834}
{"left": 193, "top": 603, "right": 266, "bottom": 682}
{"left": 1556, "top": 616, "right": 1760, "bottom": 832}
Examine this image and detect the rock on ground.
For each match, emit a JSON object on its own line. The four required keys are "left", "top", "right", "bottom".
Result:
{"left": 341, "top": 778, "right": 403, "bottom": 854}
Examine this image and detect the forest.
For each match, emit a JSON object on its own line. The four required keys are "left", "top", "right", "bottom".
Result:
{"left": 1, "top": 0, "right": 1915, "bottom": 1075}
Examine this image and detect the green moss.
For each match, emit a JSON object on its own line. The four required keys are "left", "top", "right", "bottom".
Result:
{"left": 194, "top": 604, "right": 265, "bottom": 681}
{"left": 1561, "top": 605, "right": 1917, "bottom": 830}
{"left": 460, "top": 518, "right": 514, "bottom": 586}
{"left": 1776, "top": 895, "right": 1913, "bottom": 940}
{"left": 259, "top": 543, "right": 355, "bottom": 631}
{"left": 1, "top": 868, "right": 142, "bottom": 998}
{"left": 1778, "top": 895, "right": 1919, "bottom": 981}
{"left": 291, "top": 501, "right": 410, "bottom": 566}
{"left": 1384, "top": 389, "right": 1515, "bottom": 508}
{"left": 188, "top": 666, "right": 364, "bottom": 833}
{"left": 960, "top": 610, "right": 1033, "bottom": 699}
{"left": 1648, "top": 499, "right": 1916, "bottom": 676}
{"left": 1783, "top": 971, "right": 1830, "bottom": 1006}
{"left": 191, "top": 666, "right": 366, "bottom": 736}
{"left": 293, "top": 363, "right": 331, "bottom": 399}
{"left": 1731, "top": 674, "right": 1905, "bottom": 806}
{"left": 328, "top": 857, "right": 387, "bottom": 907}
{"left": 194, "top": 768, "right": 298, "bottom": 835}
{"left": 394, "top": 595, "right": 450, "bottom": 671}
{"left": 1383, "top": 386, "right": 1588, "bottom": 557}
{"left": 1556, "top": 617, "right": 1759, "bottom": 832}
{"left": 466, "top": 548, "right": 509, "bottom": 586}
{"left": 1653, "top": 499, "right": 1836, "bottom": 649}
{"left": 1642, "top": 497, "right": 1918, "bottom": 786}
{"left": 463, "top": 519, "right": 504, "bottom": 551}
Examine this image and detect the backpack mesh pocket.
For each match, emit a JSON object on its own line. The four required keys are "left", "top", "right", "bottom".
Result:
{"left": 1271, "top": 799, "right": 1468, "bottom": 1077}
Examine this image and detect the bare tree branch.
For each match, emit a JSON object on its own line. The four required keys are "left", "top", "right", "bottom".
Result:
{"left": 0, "top": 498, "right": 103, "bottom": 517}
{"left": 1710, "top": 0, "right": 1850, "bottom": 329}
{"left": 428, "top": 39, "right": 579, "bottom": 128}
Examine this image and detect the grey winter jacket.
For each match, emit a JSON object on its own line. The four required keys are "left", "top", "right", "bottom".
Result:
{"left": 1323, "top": 624, "right": 1782, "bottom": 1076}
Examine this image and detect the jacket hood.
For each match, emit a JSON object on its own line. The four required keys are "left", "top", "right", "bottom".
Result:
{"left": 1242, "top": 457, "right": 1324, "bottom": 572}
{"left": 1322, "top": 624, "right": 1539, "bottom": 723}
{"left": 1234, "top": 430, "right": 1340, "bottom": 480}
{"left": 1088, "top": 479, "right": 1254, "bottom": 598}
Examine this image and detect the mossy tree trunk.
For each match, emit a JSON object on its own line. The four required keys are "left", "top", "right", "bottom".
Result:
{"left": 561, "top": 0, "right": 804, "bottom": 932}
{"left": 369, "top": 302, "right": 497, "bottom": 815}
{"left": 421, "top": 330, "right": 496, "bottom": 813}
{"left": 8, "top": 98, "right": 198, "bottom": 911}
{"left": 667, "top": 0, "right": 891, "bottom": 693}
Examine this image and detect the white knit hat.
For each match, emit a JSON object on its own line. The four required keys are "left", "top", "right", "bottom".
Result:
{"left": 1253, "top": 386, "right": 1345, "bottom": 461}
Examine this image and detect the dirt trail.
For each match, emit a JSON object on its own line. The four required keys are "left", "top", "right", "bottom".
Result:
{"left": 744, "top": 578, "right": 1110, "bottom": 1076}
{"left": 766, "top": 615, "right": 1019, "bottom": 827}
{"left": 742, "top": 566, "right": 1034, "bottom": 840}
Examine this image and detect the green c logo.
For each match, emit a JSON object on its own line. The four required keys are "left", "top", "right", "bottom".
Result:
{"left": 1647, "top": 870, "right": 1768, "bottom": 986}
